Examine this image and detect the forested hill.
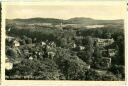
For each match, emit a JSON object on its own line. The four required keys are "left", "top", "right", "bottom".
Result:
{"left": 6, "top": 17, "right": 123, "bottom": 25}
{"left": 65, "top": 17, "right": 123, "bottom": 25}
{"left": 6, "top": 18, "right": 62, "bottom": 25}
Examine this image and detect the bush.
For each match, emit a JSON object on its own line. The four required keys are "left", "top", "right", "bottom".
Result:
{"left": 54, "top": 48, "right": 90, "bottom": 80}
{"left": 6, "top": 58, "right": 65, "bottom": 80}
{"left": 108, "top": 65, "right": 125, "bottom": 80}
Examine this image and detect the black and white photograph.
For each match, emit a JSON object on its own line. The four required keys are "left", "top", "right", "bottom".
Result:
{"left": 5, "top": 2, "right": 125, "bottom": 81}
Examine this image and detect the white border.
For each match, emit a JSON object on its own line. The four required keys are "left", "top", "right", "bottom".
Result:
{"left": 1, "top": 1, "right": 127, "bottom": 86}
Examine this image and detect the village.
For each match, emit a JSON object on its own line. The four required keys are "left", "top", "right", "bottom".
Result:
{"left": 5, "top": 15, "right": 125, "bottom": 80}
{"left": 5, "top": 34, "right": 116, "bottom": 71}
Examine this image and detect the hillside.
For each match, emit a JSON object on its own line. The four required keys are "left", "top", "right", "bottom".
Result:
{"left": 6, "top": 17, "right": 123, "bottom": 26}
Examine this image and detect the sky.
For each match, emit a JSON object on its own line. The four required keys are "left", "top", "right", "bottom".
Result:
{"left": 5, "top": 1, "right": 125, "bottom": 20}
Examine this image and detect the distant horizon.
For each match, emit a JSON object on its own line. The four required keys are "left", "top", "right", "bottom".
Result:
{"left": 6, "top": 17, "right": 124, "bottom": 21}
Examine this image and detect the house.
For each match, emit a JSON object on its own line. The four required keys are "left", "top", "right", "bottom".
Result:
{"left": 73, "top": 43, "right": 77, "bottom": 48}
{"left": 108, "top": 49, "right": 116, "bottom": 57}
{"left": 85, "top": 64, "right": 90, "bottom": 70}
{"left": 79, "top": 46, "right": 85, "bottom": 50}
{"left": 29, "top": 56, "right": 33, "bottom": 60}
{"left": 102, "top": 57, "right": 111, "bottom": 69}
{"left": 93, "top": 38, "right": 114, "bottom": 47}
{"left": 48, "top": 52, "right": 55, "bottom": 59}
{"left": 13, "top": 40, "right": 20, "bottom": 47}
{"left": 101, "top": 49, "right": 116, "bottom": 57}
{"left": 5, "top": 62, "right": 13, "bottom": 70}
{"left": 41, "top": 41, "right": 46, "bottom": 46}
{"left": 75, "top": 36, "right": 84, "bottom": 40}
{"left": 94, "top": 57, "right": 111, "bottom": 69}
{"left": 5, "top": 58, "right": 13, "bottom": 70}
{"left": 75, "top": 45, "right": 85, "bottom": 51}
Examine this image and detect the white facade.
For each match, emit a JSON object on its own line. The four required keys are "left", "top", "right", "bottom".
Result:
{"left": 29, "top": 56, "right": 33, "bottom": 60}
{"left": 41, "top": 42, "right": 46, "bottom": 46}
{"left": 93, "top": 38, "right": 114, "bottom": 47}
{"left": 108, "top": 49, "right": 116, "bottom": 57}
{"left": 5, "top": 62, "right": 13, "bottom": 70}
{"left": 13, "top": 40, "right": 20, "bottom": 47}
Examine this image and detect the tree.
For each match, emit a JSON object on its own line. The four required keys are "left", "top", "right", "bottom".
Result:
{"left": 60, "top": 38, "right": 67, "bottom": 48}
{"left": 83, "top": 36, "right": 94, "bottom": 46}
{"left": 93, "top": 46, "right": 102, "bottom": 58}
{"left": 83, "top": 36, "right": 94, "bottom": 64}
{"left": 6, "top": 48, "right": 17, "bottom": 58}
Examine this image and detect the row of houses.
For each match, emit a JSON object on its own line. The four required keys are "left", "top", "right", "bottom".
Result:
{"left": 101, "top": 49, "right": 117, "bottom": 57}
{"left": 92, "top": 38, "right": 116, "bottom": 69}
{"left": 92, "top": 38, "right": 114, "bottom": 47}
{"left": 5, "top": 39, "right": 58, "bottom": 70}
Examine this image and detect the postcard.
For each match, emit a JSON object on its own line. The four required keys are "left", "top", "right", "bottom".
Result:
{"left": 1, "top": 0, "right": 126, "bottom": 86}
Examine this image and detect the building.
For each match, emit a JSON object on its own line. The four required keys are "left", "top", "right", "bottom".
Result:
{"left": 79, "top": 46, "right": 85, "bottom": 50}
{"left": 5, "top": 57, "right": 13, "bottom": 70}
{"left": 94, "top": 57, "right": 111, "bottom": 69}
{"left": 93, "top": 38, "right": 114, "bottom": 47}
{"left": 85, "top": 64, "right": 90, "bottom": 70}
{"left": 48, "top": 52, "right": 55, "bottom": 59}
{"left": 29, "top": 56, "right": 33, "bottom": 60}
{"left": 102, "top": 57, "right": 111, "bottom": 69}
{"left": 73, "top": 43, "right": 77, "bottom": 48}
{"left": 101, "top": 49, "right": 116, "bottom": 57}
{"left": 75, "top": 36, "right": 84, "bottom": 40}
{"left": 5, "top": 62, "right": 13, "bottom": 70}
{"left": 108, "top": 49, "right": 116, "bottom": 57}
{"left": 13, "top": 40, "right": 20, "bottom": 47}
{"left": 41, "top": 41, "right": 46, "bottom": 46}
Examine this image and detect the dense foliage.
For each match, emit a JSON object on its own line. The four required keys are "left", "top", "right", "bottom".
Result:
{"left": 6, "top": 21, "right": 124, "bottom": 80}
